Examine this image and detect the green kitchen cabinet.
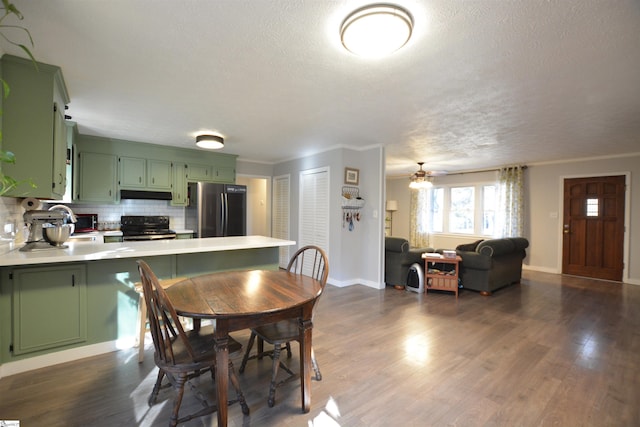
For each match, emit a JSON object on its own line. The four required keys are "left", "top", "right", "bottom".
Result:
{"left": 186, "top": 163, "right": 234, "bottom": 183}
{"left": 214, "top": 166, "right": 235, "bottom": 183}
{"left": 186, "top": 163, "right": 213, "bottom": 181}
{"left": 171, "top": 162, "right": 188, "bottom": 206}
{"left": 1, "top": 54, "right": 70, "bottom": 199}
{"left": 118, "top": 156, "right": 146, "bottom": 189}
{"left": 148, "top": 159, "right": 172, "bottom": 190}
{"left": 76, "top": 152, "right": 118, "bottom": 203}
{"left": 119, "top": 157, "right": 172, "bottom": 191}
{"left": 10, "top": 264, "right": 87, "bottom": 356}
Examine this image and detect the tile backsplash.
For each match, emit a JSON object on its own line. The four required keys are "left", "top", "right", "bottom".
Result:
{"left": 0, "top": 197, "right": 187, "bottom": 246}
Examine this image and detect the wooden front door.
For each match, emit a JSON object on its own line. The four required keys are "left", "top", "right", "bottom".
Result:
{"left": 562, "top": 176, "right": 625, "bottom": 281}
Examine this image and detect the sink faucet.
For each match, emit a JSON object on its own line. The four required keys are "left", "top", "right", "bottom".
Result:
{"left": 48, "top": 204, "right": 77, "bottom": 223}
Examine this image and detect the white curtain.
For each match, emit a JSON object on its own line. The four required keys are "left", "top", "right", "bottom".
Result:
{"left": 496, "top": 166, "right": 525, "bottom": 237}
{"left": 409, "top": 188, "right": 430, "bottom": 248}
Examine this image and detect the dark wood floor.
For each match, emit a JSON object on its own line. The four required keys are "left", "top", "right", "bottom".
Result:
{"left": 1, "top": 270, "right": 639, "bottom": 426}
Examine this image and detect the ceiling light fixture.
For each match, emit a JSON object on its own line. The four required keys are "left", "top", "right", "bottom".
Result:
{"left": 195, "top": 134, "right": 224, "bottom": 150}
{"left": 409, "top": 162, "right": 433, "bottom": 189}
{"left": 340, "top": 4, "right": 414, "bottom": 58}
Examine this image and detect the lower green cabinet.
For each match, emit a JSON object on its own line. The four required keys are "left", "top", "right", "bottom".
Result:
{"left": 11, "top": 264, "right": 87, "bottom": 355}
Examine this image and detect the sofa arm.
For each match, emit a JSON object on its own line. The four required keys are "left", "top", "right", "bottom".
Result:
{"left": 457, "top": 251, "right": 491, "bottom": 270}
{"left": 386, "top": 237, "right": 410, "bottom": 253}
{"left": 477, "top": 239, "right": 515, "bottom": 257}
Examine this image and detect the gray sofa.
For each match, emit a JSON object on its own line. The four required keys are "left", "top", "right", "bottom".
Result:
{"left": 385, "top": 237, "right": 433, "bottom": 288}
{"left": 456, "top": 237, "right": 529, "bottom": 295}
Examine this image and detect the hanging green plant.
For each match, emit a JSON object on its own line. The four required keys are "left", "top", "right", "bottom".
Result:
{"left": 0, "top": 0, "right": 37, "bottom": 196}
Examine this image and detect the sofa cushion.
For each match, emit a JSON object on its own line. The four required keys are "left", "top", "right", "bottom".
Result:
{"left": 456, "top": 239, "right": 484, "bottom": 252}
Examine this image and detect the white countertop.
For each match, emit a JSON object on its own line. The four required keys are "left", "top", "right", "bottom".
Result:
{"left": 0, "top": 235, "right": 295, "bottom": 267}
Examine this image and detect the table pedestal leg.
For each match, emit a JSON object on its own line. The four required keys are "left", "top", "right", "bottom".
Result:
{"left": 299, "top": 317, "right": 312, "bottom": 413}
{"left": 214, "top": 332, "right": 229, "bottom": 426}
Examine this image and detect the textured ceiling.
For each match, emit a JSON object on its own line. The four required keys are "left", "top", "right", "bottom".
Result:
{"left": 2, "top": 0, "right": 639, "bottom": 177}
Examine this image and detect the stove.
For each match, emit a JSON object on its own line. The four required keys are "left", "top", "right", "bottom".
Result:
{"left": 120, "top": 216, "right": 176, "bottom": 241}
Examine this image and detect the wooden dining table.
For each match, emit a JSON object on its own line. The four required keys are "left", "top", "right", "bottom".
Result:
{"left": 164, "top": 269, "right": 324, "bottom": 427}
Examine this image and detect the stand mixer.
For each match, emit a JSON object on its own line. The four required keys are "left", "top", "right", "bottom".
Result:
{"left": 20, "top": 210, "right": 69, "bottom": 252}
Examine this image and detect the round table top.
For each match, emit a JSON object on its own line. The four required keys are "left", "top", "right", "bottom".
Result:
{"left": 165, "top": 269, "right": 323, "bottom": 319}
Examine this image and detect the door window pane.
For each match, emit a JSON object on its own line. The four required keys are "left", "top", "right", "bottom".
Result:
{"left": 586, "top": 198, "right": 599, "bottom": 217}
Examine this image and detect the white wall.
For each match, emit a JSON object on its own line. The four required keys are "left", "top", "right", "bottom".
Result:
{"left": 273, "top": 146, "right": 385, "bottom": 289}
{"left": 386, "top": 153, "right": 640, "bottom": 285}
{"left": 236, "top": 176, "right": 269, "bottom": 236}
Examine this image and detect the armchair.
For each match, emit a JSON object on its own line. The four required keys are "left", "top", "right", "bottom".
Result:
{"left": 456, "top": 237, "right": 529, "bottom": 295}
{"left": 385, "top": 237, "right": 433, "bottom": 289}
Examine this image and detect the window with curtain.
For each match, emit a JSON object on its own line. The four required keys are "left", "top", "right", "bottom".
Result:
{"left": 413, "top": 166, "right": 525, "bottom": 239}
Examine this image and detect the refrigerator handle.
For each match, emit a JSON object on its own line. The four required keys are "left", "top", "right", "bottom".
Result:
{"left": 225, "top": 193, "right": 230, "bottom": 235}
{"left": 220, "top": 193, "right": 225, "bottom": 236}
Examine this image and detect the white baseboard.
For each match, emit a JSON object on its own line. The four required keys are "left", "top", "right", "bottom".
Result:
{"left": 327, "top": 278, "right": 383, "bottom": 289}
{"left": 0, "top": 341, "right": 119, "bottom": 379}
{"left": 523, "top": 265, "right": 560, "bottom": 274}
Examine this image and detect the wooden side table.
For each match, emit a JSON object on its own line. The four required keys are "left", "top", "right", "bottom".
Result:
{"left": 422, "top": 253, "right": 462, "bottom": 298}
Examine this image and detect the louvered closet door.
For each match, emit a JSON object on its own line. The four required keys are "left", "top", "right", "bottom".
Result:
{"left": 299, "top": 167, "right": 329, "bottom": 273}
{"left": 272, "top": 174, "right": 291, "bottom": 268}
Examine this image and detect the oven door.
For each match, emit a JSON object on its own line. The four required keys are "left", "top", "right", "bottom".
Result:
{"left": 122, "top": 233, "right": 177, "bottom": 241}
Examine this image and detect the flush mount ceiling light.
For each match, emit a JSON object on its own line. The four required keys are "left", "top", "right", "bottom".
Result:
{"left": 195, "top": 134, "right": 224, "bottom": 150}
{"left": 340, "top": 4, "right": 413, "bottom": 58}
{"left": 409, "top": 162, "right": 434, "bottom": 189}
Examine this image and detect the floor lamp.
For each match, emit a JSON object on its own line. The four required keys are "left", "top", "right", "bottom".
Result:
{"left": 386, "top": 200, "right": 398, "bottom": 236}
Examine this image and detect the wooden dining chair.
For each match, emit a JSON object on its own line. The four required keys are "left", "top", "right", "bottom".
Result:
{"left": 134, "top": 276, "right": 187, "bottom": 363}
{"left": 137, "top": 260, "right": 249, "bottom": 427}
{"left": 239, "top": 245, "right": 329, "bottom": 407}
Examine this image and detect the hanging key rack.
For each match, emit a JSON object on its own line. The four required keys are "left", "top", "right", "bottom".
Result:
{"left": 342, "top": 186, "right": 365, "bottom": 231}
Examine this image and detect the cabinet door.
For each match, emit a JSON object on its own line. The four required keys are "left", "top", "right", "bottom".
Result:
{"left": 0, "top": 55, "right": 70, "bottom": 199}
{"left": 214, "top": 166, "right": 235, "bottom": 183}
{"left": 148, "top": 159, "right": 172, "bottom": 190}
{"left": 119, "top": 156, "right": 146, "bottom": 188}
{"left": 77, "top": 152, "right": 117, "bottom": 202}
{"left": 171, "top": 162, "right": 188, "bottom": 206}
{"left": 51, "top": 102, "right": 68, "bottom": 198}
{"left": 187, "top": 163, "right": 212, "bottom": 181}
{"left": 12, "top": 264, "right": 87, "bottom": 355}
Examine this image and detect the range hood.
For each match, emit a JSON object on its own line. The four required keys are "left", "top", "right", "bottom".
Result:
{"left": 120, "top": 190, "right": 172, "bottom": 200}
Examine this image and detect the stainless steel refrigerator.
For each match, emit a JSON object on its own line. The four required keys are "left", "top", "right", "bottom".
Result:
{"left": 185, "top": 182, "right": 247, "bottom": 237}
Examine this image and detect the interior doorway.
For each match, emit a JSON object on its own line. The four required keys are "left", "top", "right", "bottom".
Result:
{"left": 236, "top": 176, "right": 270, "bottom": 237}
{"left": 562, "top": 175, "right": 626, "bottom": 281}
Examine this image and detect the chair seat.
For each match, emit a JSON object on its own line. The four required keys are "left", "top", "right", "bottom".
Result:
{"left": 252, "top": 320, "right": 299, "bottom": 344}
{"left": 161, "top": 325, "right": 243, "bottom": 367}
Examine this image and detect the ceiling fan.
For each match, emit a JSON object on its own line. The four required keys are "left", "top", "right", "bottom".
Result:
{"left": 409, "top": 162, "right": 447, "bottom": 189}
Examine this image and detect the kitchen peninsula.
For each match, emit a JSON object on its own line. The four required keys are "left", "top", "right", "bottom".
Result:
{"left": 0, "top": 236, "right": 294, "bottom": 376}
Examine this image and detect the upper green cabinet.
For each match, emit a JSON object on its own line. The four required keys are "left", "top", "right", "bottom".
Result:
{"left": 147, "top": 159, "right": 172, "bottom": 190}
{"left": 118, "top": 156, "right": 146, "bottom": 188}
{"left": 186, "top": 163, "right": 212, "bottom": 181}
{"left": 1, "top": 54, "right": 70, "bottom": 199}
{"left": 171, "top": 162, "right": 188, "bottom": 206}
{"left": 76, "top": 152, "right": 117, "bottom": 203}
{"left": 187, "top": 163, "right": 235, "bottom": 183}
